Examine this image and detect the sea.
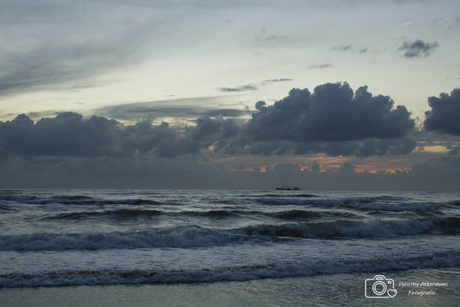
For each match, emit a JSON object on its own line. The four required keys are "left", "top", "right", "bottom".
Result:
{"left": 1, "top": 189, "right": 459, "bottom": 290}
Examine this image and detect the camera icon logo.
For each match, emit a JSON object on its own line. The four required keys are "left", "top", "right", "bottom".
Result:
{"left": 365, "top": 275, "right": 397, "bottom": 298}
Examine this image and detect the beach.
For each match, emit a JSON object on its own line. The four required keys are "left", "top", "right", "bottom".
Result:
{"left": 2, "top": 267, "right": 459, "bottom": 306}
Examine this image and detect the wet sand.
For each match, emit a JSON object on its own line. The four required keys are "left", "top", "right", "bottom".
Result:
{"left": 1, "top": 267, "right": 459, "bottom": 307}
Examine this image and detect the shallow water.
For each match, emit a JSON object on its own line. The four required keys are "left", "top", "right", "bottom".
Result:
{"left": 1, "top": 267, "right": 459, "bottom": 306}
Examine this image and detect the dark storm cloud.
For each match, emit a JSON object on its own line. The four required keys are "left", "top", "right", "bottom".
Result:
{"left": 217, "top": 85, "right": 258, "bottom": 92}
{"left": 203, "top": 109, "right": 247, "bottom": 117}
{"left": 0, "top": 113, "right": 203, "bottom": 158}
{"left": 178, "top": 82, "right": 417, "bottom": 158}
{"left": 190, "top": 83, "right": 418, "bottom": 158}
{"left": 0, "top": 82, "right": 419, "bottom": 159}
{"left": 424, "top": 88, "right": 460, "bottom": 135}
{"left": 121, "top": 121, "right": 202, "bottom": 158}
{"left": 447, "top": 146, "right": 460, "bottom": 155}
{"left": 398, "top": 39, "right": 439, "bottom": 58}
{"left": 0, "top": 113, "right": 123, "bottom": 157}
{"left": 246, "top": 82, "right": 415, "bottom": 142}
{"left": 188, "top": 116, "right": 241, "bottom": 150}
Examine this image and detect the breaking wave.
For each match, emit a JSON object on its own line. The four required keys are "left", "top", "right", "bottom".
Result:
{"left": 2, "top": 217, "right": 459, "bottom": 251}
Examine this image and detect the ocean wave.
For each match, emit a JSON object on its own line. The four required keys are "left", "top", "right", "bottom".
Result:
{"left": 42, "top": 208, "right": 340, "bottom": 221}
{"left": 0, "top": 190, "right": 23, "bottom": 195}
{"left": 44, "top": 209, "right": 165, "bottom": 220}
{"left": 0, "top": 194, "right": 162, "bottom": 206}
{"left": 244, "top": 219, "right": 437, "bottom": 239}
{"left": 43, "top": 209, "right": 244, "bottom": 221}
{"left": 340, "top": 201, "right": 440, "bottom": 211}
{"left": 258, "top": 193, "right": 318, "bottom": 198}
{"left": 254, "top": 196, "right": 441, "bottom": 211}
{"left": 0, "top": 204, "right": 18, "bottom": 212}
{"left": 2, "top": 217, "right": 459, "bottom": 251}
{"left": 2, "top": 252, "right": 459, "bottom": 288}
{"left": 0, "top": 227, "right": 238, "bottom": 251}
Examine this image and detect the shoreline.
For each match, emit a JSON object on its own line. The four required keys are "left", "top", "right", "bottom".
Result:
{"left": 1, "top": 267, "right": 459, "bottom": 306}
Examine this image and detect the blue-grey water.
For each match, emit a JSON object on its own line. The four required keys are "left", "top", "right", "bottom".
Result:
{"left": 0, "top": 189, "right": 459, "bottom": 288}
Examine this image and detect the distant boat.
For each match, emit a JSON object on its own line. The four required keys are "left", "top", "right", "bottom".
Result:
{"left": 276, "top": 184, "right": 301, "bottom": 190}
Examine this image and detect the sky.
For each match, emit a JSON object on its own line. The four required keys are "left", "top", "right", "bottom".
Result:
{"left": 0, "top": 0, "right": 460, "bottom": 190}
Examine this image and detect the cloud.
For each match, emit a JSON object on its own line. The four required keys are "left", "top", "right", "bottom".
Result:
{"left": 190, "top": 116, "right": 238, "bottom": 142}
{"left": 189, "top": 83, "right": 417, "bottom": 158}
{"left": 95, "top": 97, "right": 248, "bottom": 122}
{"left": 448, "top": 146, "right": 460, "bottom": 155}
{"left": 246, "top": 82, "right": 415, "bottom": 142}
{"left": 292, "top": 137, "right": 416, "bottom": 157}
{"left": 332, "top": 45, "right": 368, "bottom": 55}
{"left": 424, "top": 88, "right": 460, "bottom": 135}
{"left": 203, "top": 109, "right": 248, "bottom": 117}
{"left": 262, "top": 78, "right": 293, "bottom": 83}
{"left": 0, "top": 113, "right": 124, "bottom": 157}
{"left": 0, "top": 113, "right": 203, "bottom": 158}
{"left": 398, "top": 39, "right": 439, "bottom": 58}
{"left": 254, "top": 28, "right": 287, "bottom": 42}
{"left": 309, "top": 64, "right": 332, "bottom": 69}
{"left": 0, "top": 1, "right": 161, "bottom": 97}
{"left": 217, "top": 85, "right": 258, "bottom": 92}
{"left": 121, "top": 121, "right": 202, "bottom": 158}
{"left": 333, "top": 45, "right": 352, "bottom": 52}
{"left": 218, "top": 79, "right": 294, "bottom": 93}
{"left": 0, "top": 82, "right": 419, "bottom": 159}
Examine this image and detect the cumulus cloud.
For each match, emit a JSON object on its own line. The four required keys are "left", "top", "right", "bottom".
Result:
{"left": 0, "top": 82, "right": 419, "bottom": 159}
{"left": 246, "top": 82, "right": 415, "bottom": 142}
{"left": 184, "top": 83, "right": 417, "bottom": 158}
{"left": 398, "top": 39, "right": 439, "bottom": 58}
{"left": 0, "top": 113, "right": 203, "bottom": 158}
{"left": 0, "top": 113, "right": 123, "bottom": 157}
{"left": 424, "top": 88, "right": 460, "bottom": 136}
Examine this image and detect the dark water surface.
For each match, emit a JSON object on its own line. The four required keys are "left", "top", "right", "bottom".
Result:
{"left": 1, "top": 189, "right": 459, "bottom": 288}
